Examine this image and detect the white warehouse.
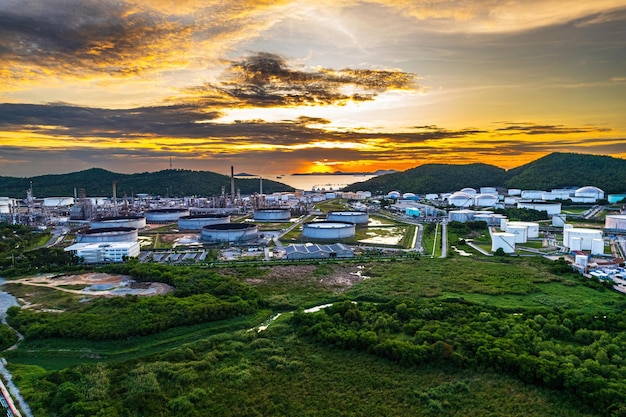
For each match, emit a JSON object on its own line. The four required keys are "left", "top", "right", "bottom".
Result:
{"left": 65, "top": 241, "right": 140, "bottom": 263}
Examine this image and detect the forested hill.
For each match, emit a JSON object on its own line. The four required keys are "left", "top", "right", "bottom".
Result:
{"left": 344, "top": 163, "right": 508, "bottom": 194}
{"left": 505, "top": 153, "right": 626, "bottom": 192}
{"left": 345, "top": 153, "right": 626, "bottom": 194}
{"left": 0, "top": 168, "right": 294, "bottom": 198}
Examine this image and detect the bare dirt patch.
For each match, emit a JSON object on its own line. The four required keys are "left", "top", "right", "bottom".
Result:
{"left": 11, "top": 272, "right": 173, "bottom": 297}
{"left": 242, "top": 264, "right": 370, "bottom": 292}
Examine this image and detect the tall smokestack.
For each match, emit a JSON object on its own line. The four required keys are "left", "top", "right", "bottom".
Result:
{"left": 112, "top": 181, "right": 118, "bottom": 216}
{"left": 230, "top": 166, "right": 235, "bottom": 202}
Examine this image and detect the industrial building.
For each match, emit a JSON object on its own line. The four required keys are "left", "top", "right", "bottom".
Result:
{"left": 64, "top": 241, "right": 140, "bottom": 263}
{"left": 284, "top": 243, "right": 354, "bottom": 260}
{"left": 302, "top": 221, "right": 356, "bottom": 240}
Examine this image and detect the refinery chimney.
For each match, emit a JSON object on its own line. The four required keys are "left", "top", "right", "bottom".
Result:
{"left": 230, "top": 166, "right": 235, "bottom": 202}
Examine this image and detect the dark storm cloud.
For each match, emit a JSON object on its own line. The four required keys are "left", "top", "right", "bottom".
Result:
{"left": 496, "top": 123, "right": 611, "bottom": 135}
{"left": 0, "top": 0, "right": 191, "bottom": 76}
{"left": 184, "top": 52, "right": 419, "bottom": 107}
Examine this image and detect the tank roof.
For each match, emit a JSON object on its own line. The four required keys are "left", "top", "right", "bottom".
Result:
{"left": 202, "top": 223, "right": 256, "bottom": 231}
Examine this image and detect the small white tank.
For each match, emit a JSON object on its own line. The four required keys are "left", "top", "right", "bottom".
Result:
{"left": 591, "top": 238, "right": 605, "bottom": 256}
{"left": 491, "top": 233, "right": 516, "bottom": 253}
{"left": 570, "top": 237, "right": 583, "bottom": 251}
{"left": 552, "top": 214, "right": 566, "bottom": 227}
{"left": 575, "top": 254, "right": 588, "bottom": 268}
{"left": 506, "top": 226, "right": 528, "bottom": 243}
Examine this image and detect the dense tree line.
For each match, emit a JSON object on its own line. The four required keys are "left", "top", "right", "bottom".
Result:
{"left": 292, "top": 298, "right": 626, "bottom": 416}
{"left": 6, "top": 263, "right": 264, "bottom": 341}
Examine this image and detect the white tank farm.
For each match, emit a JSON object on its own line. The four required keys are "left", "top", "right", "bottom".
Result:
{"left": 145, "top": 208, "right": 190, "bottom": 223}
{"left": 201, "top": 223, "right": 258, "bottom": 242}
{"left": 44, "top": 197, "right": 75, "bottom": 207}
{"left": 77, "top": 227, "right": 138, "bottom": 243}
{"left": 491, "top": 233, "right": 516, "bottom": 253}
{"left": 387, "top": 191, "right": 401, "bottom": 199}
{"left": 326, "top": 211, "right": 369, "bottom": 225}
{"left": 506, "top": 226, "right": 528, "bottom": 243}
{"left": 90, "top": 215, "right": 146, "bottom": 230}
{"left": 253, "top": 208, "right": 291, "bottom": 222}
{"left": 448, "top": 210, "right": 475, "bottom": 223}
{"left": 480, "top": 187, "right": 497, "bottom": 194}
{"left": 302, "top": 221, "right": 356, "bottom": 240}
{"left": 517, "top": 201, "right": 562, "bottom": 215}
{"left": 591, "top": 238, "right": 605, "bottom": 256}
{"left": 178, "top": 214, "right": 230, "bottom": 231}
{"left": 605, "top": 215, "right": 626, "bottom": 232}
{"left": 563, "top": 227, "right": 603, "bottom": 250}
{"left": 448, "top": 192, "right": 474, "bottom": 207}
{"left": 460, "top": 187, "right": 477, "bottom": 195}
{"left": 474, "top": 194, "right": 499, "bottom": 207}
{"left": 552, "top": 214, "right": 566, "bottom": 227}
{"left": 507, "top": 221, "right": 539, "bottom": 239}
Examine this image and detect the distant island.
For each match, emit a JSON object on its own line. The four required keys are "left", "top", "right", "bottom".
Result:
{"left": 292, "top": 170, "right": 397, "bottom": 176}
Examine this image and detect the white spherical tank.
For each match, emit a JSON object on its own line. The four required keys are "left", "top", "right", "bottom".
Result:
{"left": 90, "top": 215, "right": 146, "bottom": 230}
{"left": 253, "top": 208, "right": 291, "bottom": 222}
{"left": 178, "top": 214, "right": 230, "bottom": 231}
{"left": 201, "top": 223, "right": 258, "bottom": 242}
{"left": 302, "top": 221, "right": 356, "bottom": 240}
{"left": 506, "top": 225, "right": 528, "bottom": 243}
{"left": 605, "top": 215, "right": 626, "bottom": 231}
{"left": 491, "top": 233, "right": 516, "bottom": 253}
{"left": 591, "top": 238, "right": 605, "bottom": 256}
{"left": 145, "top": 208, "right": 190, "bottom": 223}
{"left": 327, "top": 211, "right": 369, "bottom": 225}
{"left": 77, "top": 227, "right": 138, "bottom": 243}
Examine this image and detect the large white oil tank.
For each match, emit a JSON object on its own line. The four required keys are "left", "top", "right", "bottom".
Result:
{"left": 570, "top": 237, "right": 583, "bottom": 251}
{"left": 145, "top": 208, "right": 190, "bottom": 223}
{"left": 302, "top": 221, "right": 356, "bottom": 240}
{"left": 460, "top": 187, "right": 477, "bottom": 195}
{"left": 178, "top": 214, "right": 230, "bottom": 230}
{"left": 552, "top": 214, "right": 566, "bottom": 227}
{"left": 77, "top": 227, "right": 138, "bottom": 243}
{"left": 327, "top": 211, "right": 369, "bottom": 224}
{"left": 480, "top": 187, "right": 497, "bottom": 194}
{"left": 507, "top": 225, "right": 528, "bottom": 243}
{"left": 508, "top": 221, "right": 539, "bottom": 239}
{"left": 521, "top": 190, "right": 543, "bottom": 200}
{"left": 448, "top": 192, "right": 474, "bottom": 207}
{"left": 448, "top": 210, "right": 475, "bottom": 223}
{"left": 508, "top": 189, "right": 522, "bottom": 196}
{"left": 591, "top": 238, "right": 605, "bottom": 256}
{"left": 605, "top": 215, "right": 626, "bottom": 232}
{"left": 254, "top": 208, "right": 291, "bottom": 222}
{"left": 575, "top": 186, "right": 604, "bottom": 200}
{"left": 491, "top": 233, "right": 516, "bottom": 253}
{"left": 91, "top": 215, "right": 146, "bottom": 230}
{"left": 517, "top": 201, "right": 562, "bottom": 215}
{"left": 564, "top": 228, "right": 602, "bottom": 250}
{"left": 474, "top": 194, "right": 499, "bottom": 207}
{"left": 201, "top": 223, "right": 258, "bottom": 242}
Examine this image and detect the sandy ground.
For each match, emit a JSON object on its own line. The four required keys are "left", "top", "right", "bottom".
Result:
{"left": 10, "top": 272, "right": 173, "bottom": 297}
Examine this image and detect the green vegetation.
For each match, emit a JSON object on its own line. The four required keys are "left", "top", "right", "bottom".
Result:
{"left": 0, "top": 168, "right": 292, "bottom": 198}
{"left": 344, "top": 152, "right": 626, "bottom": 194}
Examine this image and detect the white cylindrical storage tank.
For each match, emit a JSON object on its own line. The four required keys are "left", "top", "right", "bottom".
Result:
{"left": 480, "top": 187, "right": 497, "bottom": 194}
{"left": 591, "top": 238, "right": 605, "bottom": 256}
{"left": 302, "top": 221, "right": 356, "bottom": 240}
{"left": 500, "top": 218, "right": 508, "bottom": 231}
{"left": 201, "top": 223, "right": 258, "bottom": 242}
{"left": 448, "top": 210, "right": 475, "bottom": 223}
{"left": 474, "top": 194, "right": 499, "bottom": 207}
{"left": 521, "top": 190, "right": 543, "bottom": 199}
{"left": 508, "top": 221, "right": 539, "bottom": 239}
{"left": 178, "top": 214, "right": 230, "bottom": 231}
{"left": 507, "top": 225, "right": 528, "bottom": 243}
{"left": 325, "top": 192, "right": 336, "bottom": 199}
{"left": 552, "top": 214, "right": 566, "bottom": 227}
{"left": 474, "top": 214, "right": 493, "bottom": 225}
{"left": 145, "top": 208, "right": 190, "bottom": 223}
{"left": 77, "top": 227, "right": 138, "bottom": 243}
{"left": 570, "top": 237, "right": 583, "bottom": 251}
{"left": 508, "top": 189, "right": 522, "bottom": 196}
{"left": 575, "top": 254, "right": 588, "bottom": 268}
{"left": 387, "top": 191, "right": 401, "bottom": 199}
{"left": 448, "top": 192, "right": 474, "bottom": 208}
{"left": 491, "top": 233, "right": 516, "bottom": 253}
{"left": 253, "top": 208, "right": 291, "bottom": 222}
{"left": 402, "top": 192, "right": 417, "bottom": 200}
{"left": 575, "top": 186, "right": 604, "bottom": 200}
{"left": 565, "top": 228, "right": 603, "bottom": 250}
{"left": 43, "top": 197, "right": 75, "bottom": 207}
{"left": 517, "top": 201, "right": 562, "bottom": 215}
{"left": 327, "top": 211, "right": 369, "bottom": 225}
{"left": 460, "top": 187, "right": 477, "bottom": 195}
{"left": 90, "top": 215, "right": 146, "bottom": 230}
{"left": 605, "top": 215, "right": 626, "bottom": 232}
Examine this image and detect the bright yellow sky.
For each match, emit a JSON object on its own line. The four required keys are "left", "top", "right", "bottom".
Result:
{"left": 1, "top": 0, "right": 625, "bottom": 177}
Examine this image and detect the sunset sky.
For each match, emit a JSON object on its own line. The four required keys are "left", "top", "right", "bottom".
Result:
{"left": 1, "top": 0, "right": 625, "bottom": 178}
